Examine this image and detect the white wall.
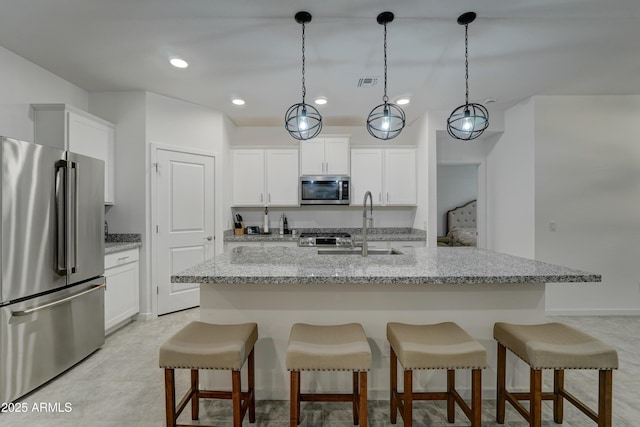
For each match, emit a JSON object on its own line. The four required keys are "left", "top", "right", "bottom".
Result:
{"left": 486, "top": 99, "right": 536, "bottom": 257}
{"left": 0, "top": 45, "right": 87, "bottom": 140}
{"left": 89, "top": 91, "right": 148, "bottom": 312}
{"left": 534, "top": 96, "right": 640, "bottom": 314}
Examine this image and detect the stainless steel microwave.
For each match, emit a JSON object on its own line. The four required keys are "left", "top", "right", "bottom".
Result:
{"left": 299, "top": 176, "right": 350, "bottom": 205}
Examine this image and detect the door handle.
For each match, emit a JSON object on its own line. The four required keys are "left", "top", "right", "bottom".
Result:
{"left": 54, "top": 160, "right": 68, "bottom": 276}
{"left": 203, "top": 235, "right": 213, "bottom": 241}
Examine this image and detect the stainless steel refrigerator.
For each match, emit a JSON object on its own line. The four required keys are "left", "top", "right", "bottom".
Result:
{"left": 1, "top": 137, "right": 105, "bottom": 403}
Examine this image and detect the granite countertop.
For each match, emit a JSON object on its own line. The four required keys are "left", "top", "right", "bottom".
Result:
{"left": 172, "top": 246, "right": 600, "bottom": 285}
{"left": 223, "top": 227, "right": 426, "bottom": 243}
{"left": 105, "top": 233, "right": 142, "bottom": 254}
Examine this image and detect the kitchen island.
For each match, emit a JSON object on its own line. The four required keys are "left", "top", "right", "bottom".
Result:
{"left": 172, "top": 246, "right": 600, "bottom": 400}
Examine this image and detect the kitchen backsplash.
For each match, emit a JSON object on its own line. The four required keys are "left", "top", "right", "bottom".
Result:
{"left": 230, "top": 207, "right": 418, "bottom": 231}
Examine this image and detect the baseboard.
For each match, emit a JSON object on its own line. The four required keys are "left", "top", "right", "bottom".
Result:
{"left": 546, "top": 308, "right": 640, "bottom": 316}
{"left": 136, "top": 312, "right": 157, "bottom": 321}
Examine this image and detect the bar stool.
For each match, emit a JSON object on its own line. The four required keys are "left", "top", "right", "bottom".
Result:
{"left": 158, "top": 321, "right": 258, "bottom": 427}
{"left": 494, "top": 322, "right": 618, "bottom": 427}
{"left": 286, "top": 323, "right": 372, "bottom": 426}
{"left": 387, "top": 322, "right": 487, "bottom": 427}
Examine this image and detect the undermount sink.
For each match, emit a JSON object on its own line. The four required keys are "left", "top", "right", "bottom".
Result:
{"left": 317, "top": 247, "right": 404, "bottom": 256}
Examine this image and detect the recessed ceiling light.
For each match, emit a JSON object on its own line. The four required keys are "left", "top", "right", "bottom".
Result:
{"left": 169, "top": 58, "right": 189, "bottom": 69}
{"left": 396, "top": 98, "right": 411, "bottom": 105}
{"left": 314, "top": 97, "right": 328, "bottom": 105}
{"left": 231, "top": 98, "right": 246, "bottom": 106}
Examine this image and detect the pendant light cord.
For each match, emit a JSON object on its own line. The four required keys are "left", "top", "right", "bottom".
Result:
{"left": 464, "top": 23, "right": 469, "bottom": 106}
{"left": 301, "top": 21, "right": 306, "bottom": 104}
{"left": 383, "top": 22, "right": 388, "bottom": 103}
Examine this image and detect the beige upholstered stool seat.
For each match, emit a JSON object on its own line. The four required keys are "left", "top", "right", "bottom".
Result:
{"left": 286, "top": 323, "right": 371, "bottom": 426}
{"left": 286, "top": 323, "right": 372, "bottom": 371}
{"left": 159, "top": 321, "right": 258, "bottom": 370}
{"left": 387, "top": 322, "right": 487, "bottom": 427}
{"left": 494, "top": 322, "right": 618, "bottom": 427}
{"left": 493, "top": 322, "right": 618, "bottom": 370}
{"left": 387, "top": 321, "right": 487, "bottom": 370}
{"left": 159, "top": 322, "right": 258, "bottom": 427}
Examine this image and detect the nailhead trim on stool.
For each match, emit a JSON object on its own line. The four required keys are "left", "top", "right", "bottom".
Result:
{"left": 159, "top": 321, "right": 258, "bottom": 427}
{"left": 387, "top": 322, "right": 487, "bottom": 427}
{"left": 494, "top": 322, "right": 618, "bottom": 427}
{"left": 286, "top": 323, "right": 372, "bottom": 426}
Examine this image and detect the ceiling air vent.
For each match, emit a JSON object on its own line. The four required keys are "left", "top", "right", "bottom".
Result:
{"left": 357, "top": 76, "right": 378, "bottom": 88}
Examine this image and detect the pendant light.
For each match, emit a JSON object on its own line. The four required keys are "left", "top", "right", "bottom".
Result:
{"left": 447, "top": 12, "right": 489, "bottom": 141}
{"left": 285, "top": 11, "right": 322, "bottom": 141}
{"left": 366, "top": 11, "right": 405, "bottom": 140}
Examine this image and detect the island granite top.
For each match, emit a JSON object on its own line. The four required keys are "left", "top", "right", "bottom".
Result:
{"left": 171, "top": 246, "right": 600, "bottom": 285}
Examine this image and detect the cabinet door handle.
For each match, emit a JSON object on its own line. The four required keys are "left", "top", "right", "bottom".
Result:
{"left": 117, "top": 256, "right": 130, "bottom": 261}
{"left": 260, "top": 193, "right": 263, "bottom": 203}
{"left": 387, "top": 192, "right": 389, "bottom": 202}
{"left": 269, "top": 193, "right": 271, "bottom": 203}
{"left": 379, "top": 193, "right": 382, "bottom": 202}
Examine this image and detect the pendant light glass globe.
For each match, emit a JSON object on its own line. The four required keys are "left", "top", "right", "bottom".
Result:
{"left": 447, "top": 12, "right": 489, "bottom": 141}
{"left": 366, "top": 12, "right": 405, "bottom": 140}
{"left": 285, "top": 11, "right": 322, "bottom": 141}
{"left": 366, "top": 101, "right": 406, "bottom": 140}
{"left": 285, "top": 103, "right": 322, "bottom": 140}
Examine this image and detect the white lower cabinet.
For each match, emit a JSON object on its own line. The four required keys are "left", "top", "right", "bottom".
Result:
{"left": 104, "top": 249, "right": 140, "bottom": 334}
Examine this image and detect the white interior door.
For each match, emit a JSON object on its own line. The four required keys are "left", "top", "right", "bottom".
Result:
{"left": 156, "top": 148, "right": 214, "bottom": 315}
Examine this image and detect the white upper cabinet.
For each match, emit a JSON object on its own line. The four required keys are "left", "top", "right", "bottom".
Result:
{"left": 231, "top": 149, "right": 299, "bottom": 207}
{"left": 32, "top": 104, "right": 115, "bottom": 205}
{"left": 299, "top": 137, "right": 350, "bottom": 176}
{"left": 350, "top": 148, "right": 417, "bottom": 206}
{"left": 266, "top": 149, "right": 299, "bottom": 206}
{"left": 231, "top": 150, "right": 265, "bottom": 206}
{"left": 384, "top": 149, "right": 417, "bottom": 206}
{"left": 350, "top": 149, "right": 383, "bottom": 205}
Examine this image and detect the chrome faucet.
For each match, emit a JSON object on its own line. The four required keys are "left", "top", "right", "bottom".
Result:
{"left": 362, "top": 191, "right": 374, "bottom": 256}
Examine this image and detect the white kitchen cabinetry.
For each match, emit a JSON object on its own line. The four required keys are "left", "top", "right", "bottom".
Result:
{"left": 104, "top": 249, "right": 140, "bottom": 334}
{"left": 32, "top": 104, "right": 116, "bottom": 205}
{"left": 299, "top": 137, "right": 350, "bottom": 176}
{"left": 231, "top": 149, "right": 299, "bottom": 207}
{"left": 350, "top": 148, "right": 417, "bottom": 206}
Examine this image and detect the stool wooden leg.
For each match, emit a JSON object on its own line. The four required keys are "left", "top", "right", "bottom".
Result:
{"left": 403, "top": 369, "right": 413, "bottom": 427}
{"left": 232, "top": 370, "right": 242, "bottom": 427}
{"left": 553, "top": 369, "right": 564, "bottom": 423}
{"left": 530, "top": 368, "right": 542, "bottom": 427}
{"left": 471, "top": 368, "right": 482, "bottom": 427}
{"left": 447, "top": 369, "right": 455, "bottom": 423}
{"left": 248, "top": 348, "right": 256, "bottom": 423}
{"left": 599, "top": 370, "right": 613, "bottom": 427}
{"left": 352, "top": 372, "right": 360, "bottom": 425}
{"left": 496, "top": 343, "right": 506, "bottom": 424}
{"left": 164, "top": 368, "right": 176, "bottom": 427}
{"left": 390, "top": 348, "right": 398, "bottom": 424}
{"left": 190, "top": 369, "right": 199, "bottom": 420}
{"left": 359, "top": 371, "right": 368, "bottom": 427}
{"left": 290, "top": 370, "right": 300, "bottom": 426}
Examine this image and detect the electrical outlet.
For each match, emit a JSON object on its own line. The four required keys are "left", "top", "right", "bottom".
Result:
{"left": 549, "top": 221, "right": 557, "bottom": 232}
{"left": 383, "top": 341, "right": 390, "bottom": 358}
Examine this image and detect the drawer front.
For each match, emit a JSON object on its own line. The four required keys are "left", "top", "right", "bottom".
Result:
{"left": 105, "top": 248, "right": 139, "bottom": 269}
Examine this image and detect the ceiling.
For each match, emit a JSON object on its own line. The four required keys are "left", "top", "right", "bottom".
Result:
{"left": 2, "top": 0, "right": 640, "bottom": 127}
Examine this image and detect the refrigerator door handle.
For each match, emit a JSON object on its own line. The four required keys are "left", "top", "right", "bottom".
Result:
{"left": 11, "top": 283, "right": 105, "bottom": 317}
{"left": 54, "top": 160, "right": 68, "bottom": 276}
{"left": 69, "top": 161, "right": 78, "bottom": 274}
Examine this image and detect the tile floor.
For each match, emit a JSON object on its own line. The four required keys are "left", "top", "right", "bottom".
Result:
{"left": 2, "top": 309, "right": 639, "bottom": 426}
